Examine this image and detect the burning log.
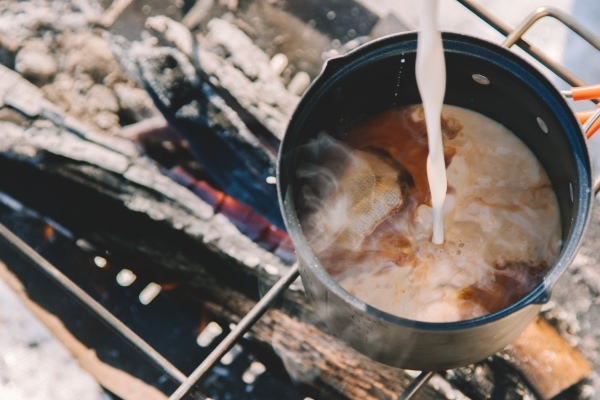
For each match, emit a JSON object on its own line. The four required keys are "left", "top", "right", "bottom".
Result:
{"left": 0, "top": 64, "right": 284, "bottom": 286}
{"left": 108, "top": 34, "right": 285, "bottom": 230}
{"left": 0, "top": 14, "right": 593, "bottom": 400}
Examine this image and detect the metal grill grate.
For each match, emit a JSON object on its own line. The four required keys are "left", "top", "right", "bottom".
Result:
{"left": 0, "top": 1, "right": 599, "bottom": 399}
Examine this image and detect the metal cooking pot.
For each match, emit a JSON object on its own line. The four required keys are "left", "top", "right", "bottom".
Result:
{"left": 276, "top": 32, "right": 594, "bottom": 371}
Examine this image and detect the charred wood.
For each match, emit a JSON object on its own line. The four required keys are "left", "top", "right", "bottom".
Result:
{"left": 446, "top": 359, "right": 536, "bottom": 400}
{"left": 109, "top": 33, "right": 284, "bottom": 229}
{"left": 194, "top": 287, "right": 460, "bottom": 400}
{"left": 0, "top": 65, "right": 284, "bottom": 290}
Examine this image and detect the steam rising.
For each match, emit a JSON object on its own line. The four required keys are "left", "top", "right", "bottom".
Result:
{"left": 298, "top": 105, "right": 562, "bottom": 322}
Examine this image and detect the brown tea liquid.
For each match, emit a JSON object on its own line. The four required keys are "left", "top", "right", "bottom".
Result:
{"left": 301, "top": 104, "right": 561, "bottom": 322}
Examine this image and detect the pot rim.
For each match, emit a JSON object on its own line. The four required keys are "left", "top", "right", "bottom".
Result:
{"left": 277, "top": 31, "right": 594, "bottom": 331}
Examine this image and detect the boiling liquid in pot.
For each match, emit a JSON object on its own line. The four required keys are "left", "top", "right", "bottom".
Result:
{"left": 300, "top": 105, "right": 562, "bottom": 322}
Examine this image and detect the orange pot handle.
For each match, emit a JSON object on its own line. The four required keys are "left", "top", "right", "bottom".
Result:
{"left": 571, "top": 91, "right": 600, "bottom": 138}
{"left": 576, "top": 106, "right": 600, "bottom": 139}
{"left": 585, "top": 118, "right": 600, "bottom": 139}
{"left": 576, "top": 109, "right": 596, "bottom": 124}
{"left": 571, "top": 84, "right": 600, "bottom": 101}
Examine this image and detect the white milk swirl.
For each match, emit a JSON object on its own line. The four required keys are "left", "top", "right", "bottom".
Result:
{"left": 416, "top": 0, "right": 447, "bottom": 244}
{"left": 301, "top": 105, "right": 562, "bottom": 323}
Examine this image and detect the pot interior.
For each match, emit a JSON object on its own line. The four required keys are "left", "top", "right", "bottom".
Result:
{"left": 278, "top": 32, "right": 592, "bottom": 319}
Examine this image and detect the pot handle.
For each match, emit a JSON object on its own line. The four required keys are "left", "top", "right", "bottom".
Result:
{"left": 575, "top": 106, "right": 600, "bottom": 140}
{"left": 564, "top": 86, "right": 600, "bottom": 193}
{"left": 570, "top": 84, "right": 600, "bottom": 101}
{"left": 564, "top": 86, "right": 600, "bottom": 139}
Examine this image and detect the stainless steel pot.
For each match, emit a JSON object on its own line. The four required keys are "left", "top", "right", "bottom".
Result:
{"left": 276, "top": 32, "right": 594, "bottom": 371}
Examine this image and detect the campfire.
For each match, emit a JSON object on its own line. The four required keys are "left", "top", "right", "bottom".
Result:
{"left": 0, "top": 0, "right": 599, "bottom": 399}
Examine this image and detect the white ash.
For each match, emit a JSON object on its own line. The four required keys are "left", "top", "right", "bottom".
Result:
{"left": 0, "top": 1, "right": 92, "bottom": 45}
{"left": 0, "top": 278, "right": 106, "bottom": 400}
{"left": 14, "top": 39, "right": 57, "bottom": 85}
{"left": 0, "top": 0, "right": 159, "bottom": 136}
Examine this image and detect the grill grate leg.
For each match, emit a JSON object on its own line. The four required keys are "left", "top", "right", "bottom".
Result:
{"left": 168, "top": 263, "right": 300, "bottom": 400}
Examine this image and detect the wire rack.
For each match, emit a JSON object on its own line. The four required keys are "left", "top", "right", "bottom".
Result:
{"left": 1, "top": 0, "right": 600, "bottom": 399}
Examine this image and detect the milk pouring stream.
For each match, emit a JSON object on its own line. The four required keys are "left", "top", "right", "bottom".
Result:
{"left": 416, "top": 0, "right": 447, "bottom": 244}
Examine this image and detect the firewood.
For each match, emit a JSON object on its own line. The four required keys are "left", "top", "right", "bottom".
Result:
{"left": 503, "top": 316, "right": 592, "bottom": 399}
{"left": 446, "top": 318, "right": 592, "bottom": 400}
{"left": 197, "top": 287, "right": 464, "bottom": 400}
{"left": 107, "top": 33, "right": 285, "bottom": 229}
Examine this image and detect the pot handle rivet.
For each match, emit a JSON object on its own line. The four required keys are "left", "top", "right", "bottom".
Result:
{"left": 569, "top": 182, "right": 574, "bottom": 203}
{"left": 536, "top": 117, "right": 549, "bottom": 133}
{"left": 472, "top": 74, "right": 490, "bottom": 85}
